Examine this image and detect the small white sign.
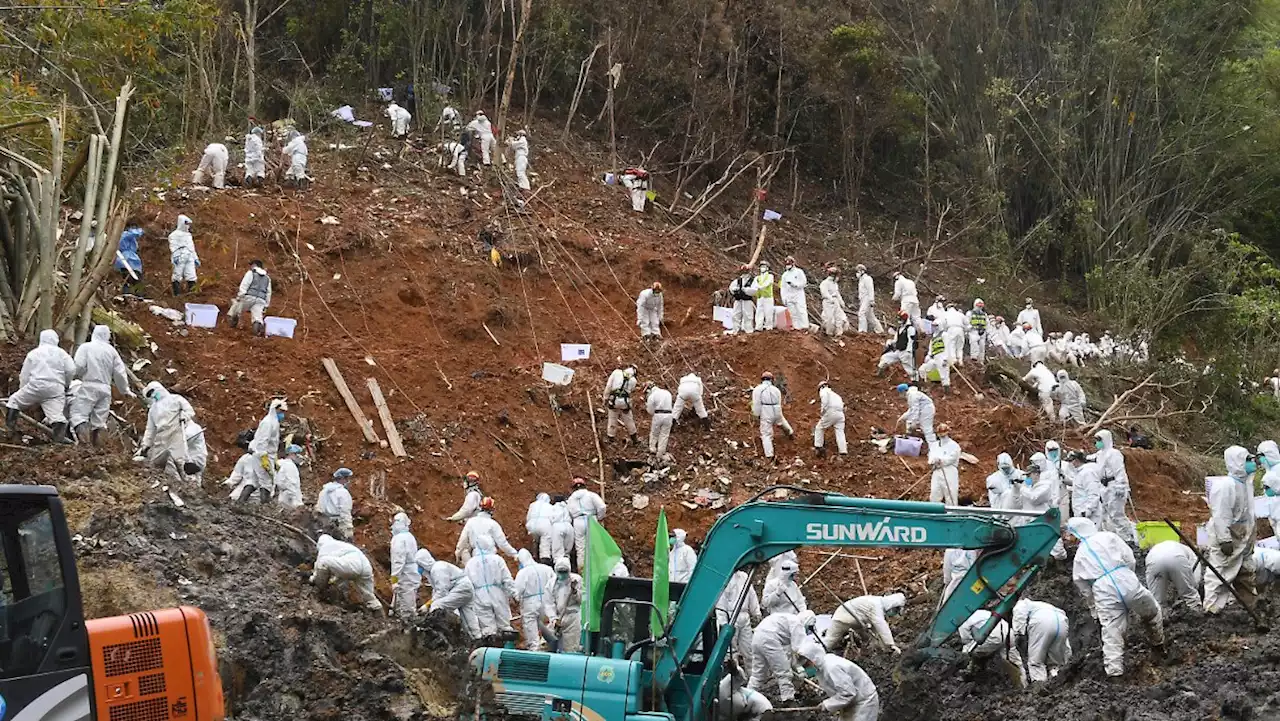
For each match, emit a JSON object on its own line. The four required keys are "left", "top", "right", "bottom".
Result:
{"left": 561, "top": 343, "right": 591, "bottom": 361}
{"left": 542, "top": 362, "right": 575, "bottom": 386}
{"left": 713, "top": 306, "right": 734, "bottom": 329}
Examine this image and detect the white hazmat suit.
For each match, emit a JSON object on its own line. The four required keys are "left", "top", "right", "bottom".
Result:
{"left": 457, "top": 510, "right": 519, "bottom": 564}
{"left": 748, "top": 611, "right": 816, "bottom": 703}
{"left": 466, "top": 536, "right": 516, "bottom": 637}
{"left": 1011, "top": 599, "right": 1071, "bottom": 683}
{"left": 1203, "top": 445, "right": 1258, "bottom": 613}
{"left": 752, "top": 378, "right": 793, "bottom": 459}
{"left": 244, "top": 130, "right": 265, "bottom": 182}
{"left": 669, "top": 529, "right": 698, "bottom": 583}
{"left": 314, "top": 478, "right": 355, "bottom": 540}
{"left": 282, "top": 132, "right": 308, "bottom": 183}
{"left": 727, "top": 270, "right": 756, "bottom": 335}
{"left": 139, "top": 382, "right": 195, "bottom": 483}
{"left": 386, "top": 102, "right": 412, "bottom": 137}
{"left": 796, "top": 643, "right": 879, "bottom": 721}
{"left": 814, "top": 384, "right": 848, "bottom": 456}
{"left": 603, "top": 368, "right": 638, "bottom": 440}
{"left": 1094, "top": 430, "right": 1138, "bottom": 545}
{"left": 550, "top": 558, "right": 584, "bottom": 652}
{"left": 636, "top": 287, "right": 664, "bottom": 338}
{"left": 467, "top": 113, "right": 495, "bottom": 165}
{"left": 71, "top": 325, "right": 132, "bottom": 438}
{"left": 568, "top": 485, "right": 607, "bottom": 571}
{"left": 168, "top": 215, "right": 198, "bottom": 284}
{"left": 927, "top": 433, "right": 961, "bottom": 506}
{"left": 508, "top": 133, "right": 531, "bottom": 190}
{"left": 647, "top": 385, "right": 675, "bottom": 461}
{"left": 716, "top": 570, "right": 762, "bottom": 665}
{"left": 526, "top": 493, "right": 556, "bottom": 560}
{"left": 513, "top": 550, "right": 555, "bottom": 649}
{"left": 1055, "top": 370, "right": 1086, "bottom": 424}
{"left": 856, "top": 269, "right": 882, "bottom": 333}
{"left": 8, "top": 329, "right": 76, "bottom": 427}
{"left": 192, "top": 143, "right": 228, "bottom": 188}
{"left": 419, "top": 550, "right": 480, "bottom": 637}
{"left": 821, "top": 594, "right": 904, "bottom": 653}
{"left": 311, "top": 534, "right": 382, "bottom": 611}
{"left": 389, "top": 513, "right": 422, "bottom": 618}
{"left": 779, "top": 263, "right": 809, "bottom": 330}
{"left": 753, "top": 267, "right": 776, "bottom": 331}
{"left": 820, "top": 272, "right": 850, "bottom": 336}
{"left": 891, "top": 273, "right": 919, "bottom": 320}
{"left": 1145, "top": 540, "right": 1202, "bottom": 611}
{"left": 761, "top": 561, "right": 807, "bottom": 615}
{"left": 673, "top": 374, "right": 708, "bottom": 423}
{"left": 898, "top": 386, "right": 936, "bottom": 444}
{"left": 958, "top": 610, "right": 1024, "bottom": 687}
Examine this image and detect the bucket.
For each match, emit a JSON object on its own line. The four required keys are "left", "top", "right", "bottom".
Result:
{"left": 263, "top": 316, "right": 297, "bottom": 338}
{"left": 894, "top": 436, "right": 923, "bottom": 457}
{"left": 184, "top": 303, "right": 219, "bottom": 328}
{"left": 1136, "top": 521, "right": 1180, "bottom": 550}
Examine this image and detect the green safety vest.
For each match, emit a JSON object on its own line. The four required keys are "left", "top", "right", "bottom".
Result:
{"left": 969, "top": 311, "right": 987, "bottom": 331}
{"left": 755, "top": 273, "right": 774, "bottom": 300}
{"left": 929, "top": 336, "right": 946, "bottom": 357}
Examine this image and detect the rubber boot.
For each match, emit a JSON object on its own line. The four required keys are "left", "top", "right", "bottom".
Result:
{"left": 253, "top": 321, "right": 265, "bottom": 336}
{"left": 238, "top": 485, "right": 257, "bottom": 503}
{"left": 172, "top": 281, "right": 182, "bottom": 296}
{"left": 259, "top": 487, "right": 272, "bottom": 504}
{"left": 702, "top": 416, "right": 712, "bottom": 431}
{"left": 815, "top": 445, "right": 826, "bottom": 458}
{"left": 942, "top": 385, "right": 951, "bottom": 397}
{"left": 229, "top": 313, "right": 239, "bottom": 328}
{"left": 73, "top": 422, "right": 90, "bottom": 444}
{"left": 51, "top": 422, "right": 73, "bottom": 445}
{"left": 629, "top": 433, "right": 639, "bottom": 446}
{"left": 91, "top": 429, "right": 101, "bottom": 447}
{"left": 184, "top": 281, "right": 194, "bottom": 295}
{"left": 5, "top": 407, "right": 19, "bottom": 433}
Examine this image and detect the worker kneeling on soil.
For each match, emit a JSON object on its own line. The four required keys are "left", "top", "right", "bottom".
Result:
{"left": 417, "top": 549, "right": 481, "bottom": 638}
{"left": 821, "top": 593, "right": 904, "bottom": 654}
{"left": 310, "top": 533, "right": 383, "bottom": 612}
{"left": 795, "top": 642, "right": 879, "bottom": 721}
{"left": 1066, "top": 517, "right": 1165, "bottom": 677}
{"left": 718, "top": 660, "right": 772, "bottom": 721}
{"left": 958, "top": 609, "right": 1025, "bottom": 688}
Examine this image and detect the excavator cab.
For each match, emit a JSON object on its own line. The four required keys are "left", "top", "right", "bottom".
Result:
{"left": 590, "top": 577, "right": 716, "bottom": 673}
{"left": 0, "top": 485, "right": 224, "bottom": 721}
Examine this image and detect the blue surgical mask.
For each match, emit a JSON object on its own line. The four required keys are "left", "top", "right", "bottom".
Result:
{"left": 1264, "top": 457, "right": 1275, "bottom": 470}
{"left": 1246, "top": 460, "right": 1259, "bottom": 475}
{"left": 1048, "top": 451, "right": 1060, "bottom": 462}
{"left": 276, "top": 411, "right": 285, "bottom": 421}
{"left": 1095, "top": 440, "right": 1105, "bottom": 450}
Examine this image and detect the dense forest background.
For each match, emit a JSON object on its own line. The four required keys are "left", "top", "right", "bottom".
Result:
{"left": 6, "top": 0, "right": 1280, "bottom": 381}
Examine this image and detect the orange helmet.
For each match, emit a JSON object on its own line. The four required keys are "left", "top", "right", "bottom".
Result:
{"left": 480, "top": 496, "right": 496, "bottom": 511}
{"left": 466, "top": 470, "right": 480, "bottom": 481}
{"left": 571, "top": 476, "right": 588, "bottom": 488}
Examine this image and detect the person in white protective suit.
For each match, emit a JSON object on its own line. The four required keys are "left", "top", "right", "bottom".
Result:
{"left": 1204, "top": 445, "right": 1258, "bottom": 613}
{"left": 718, "top": 661, "right": 772, "bottom": 721}
{"left": 1011, "top": 599, "right": 1071, "bottom": 683}
{"left": 513, "top": 549, "right": 555, "bottom": 650}
{"left": 508, "top": 130, "right": 531, "bottom": 190}
{"left": 281, "top": 130, "right": 309, "bottom": 187}
{"left": 896, "top": 383, "right": 936, "bottom": 444}
{"left": 747, "top": 610, "right": 817, "bottom": 703}
{"left": 7, "top": 329, "right": 76, "bottom": 441}
{"left": 611, "top": 557, "right": 630, "bottom": 577}
{"left": 389, "top": 512, "right": 422, "bottom": 618}
{"left": 1023, "top": 324, "right": 1048, "bottom": 365}
{"left": 467, "top": 111, "right": 495, "bottom": 165}
{"left": 465, "top": 535, "right": 516, "bottom": 637}
{"left": 1055, "top": 369, "right": 1086, "bottom": 425}
{"left": 228, "top": 259, "right": 272, "bottom": 336}
{"left": 943, "top": 303, "right": 967, "bottom": 367}
{"left": 752, "top": 372, "right": 794, "bottom": 460}
{"left": 314, "top": 468, "right": 355, "bottom": 540}
{"left": 274, "top": 444, "right": 305, "bottom": 508}
{"left": 779, "top": 257, "right": 810, "bottom": 331}
{"left": 854, "top": 265, "right": 882, "bottom": 333}
{"left": 136, "top": 382, "right": 195, "bottom": 482}
{"left": 603, "top": 366, "right": 639, "bottom": 444}
{"left": 927, "top": 424, "right": 961, "bottom": 506}
{"left": 1024, "top": 454, "right": 1067, "bottom": 559}
{"left": 891, "top": 271, "right": 920, "bottom": 320}
{"left": 183, "top": 422, "right": 208, "bottom": 483}
{"left": 795, "top": 642, "right": 880, "bottom": 721}
{"left": 457, "top": 497, "right": 519, "bottom": 564}
{"left": 439, "top": 105, "right": 461, "bottom": 131}
{"left": 821, "top": 593, "right": 905, "bottom": 654}
{"left": 673, "top": 373, "right": 709, "bottom": 428}
{"left": 753, "top": 262, "right": 777, "bottom": 331}
{"left": 243, "top": 127, "right": 266, "bottom": 187}
{"left": 1094, "top": 429, "right": 1138, "bottom": 545}
{"left": 417, "top": 549, "right": 481, "bottom": 637}
{"left": 761, "top": 560, "right": 807, "bottom": 615}
{"left": 223, "top": 451, "right": 257, "bottom": 496}
{"left": 1145, "top": 540, "right": 1202, "bottom": 612}
{"left": 965, "top": 299, "right": 988, "bottom": 362}
{"left": 926, "top": 295, "right": 947, "bottom": 325}
{"left": 819, "top": 267, "right": 850, "bottom": 337}
{"left": 70, "top": 324, "right": 134, "bottom": 445}
{"left": 877, "top": 312, "right": 918, "bottom": 380}
{"left": 1044, "top": 440, "right": 1069, "bottom": 524}
{"left": 247, "top": 398, "right": 286, "bottom": 499}
{"left": 1067, "top": 517, "right": 1165, "bottom": 676}
{"left": 716, "top": 569, "right": 762, "bottom": 666}
{"left": 1016, "top": 298, "right": 1043, "bottom": 336}
{"left": 310, "top": 534, "right": 382, "bottom": 612}
{"left": 727, "top": 266, "right": 756, "bottom": 336}
{"left": 1254, "top": 547, "right": 1280, "bottom": 591}
{"left": 988, "top": 316, "right": 1011, "bottom": 358}
{"left": 568, "top": 477, "right": 607, "bottom": 571}
{"left": 386, "top": 101, "right": 412, "bottom": 137}
{"left": 191, "top": 142, "right": 229, "bottom": 189}
{"left": 526, "top": 493, "right": 556, "bottom": 562}
{"left": 549, "top": 557, "right": 584, "bottom": 652}
{"left": 1067, "top": 450, "right": 1102, "bottom": 525}
{"left": 669, "top": 529, "right": 698, "bottom": 583}
{"left": 814, "top": 381, "right": 848, "bottom": 457}
{"left": 941, "top": 547, "right": 978, "bottom": 603}
{"left": 446, "top": 470, "right": 484, "bottom": 522}
{"left": 620, "top": 167, "right": 650, "bottom": 212}
{"left": 917, "top": 330, "right": 951, "bottom": 396}
{"left": 636, "top": 282, "right": 665, "bottom": 339}
{"left": 549, "top": 495, "right": 576, "bottom": 563}
{"left": 985, "top": 452, "right": 1023, "bottom": 512}
{"left": 767, "top": 551, "right": 797, "bottom": 581}
{"left": 1022, "top": 361, "right": 1057, "bottom": 419}
{"left": 957, "top": 610, "right": 1024, "bottom": 687}
{"left": 1258, "top": 440, "right": 1280, "bottom": 537}
{"left": 168, "top": 215, "right": 199, "bottom": 296}
{"left": 441, "top": 141, "right": 467, "bottom": 176}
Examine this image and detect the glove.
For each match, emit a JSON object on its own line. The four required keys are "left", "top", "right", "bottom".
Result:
{"left": 390, "top": 575, "right": 399, "bottom": 585}
{"left": 260, "top": 454, "right": 272, "bottom": 470}
{"left": 1219, "top": 542, "right": 1235, "bottom": 557}
{"left": 194, "top": 258, "right": 202, "bottom": 268}
{"left": 1099, "top": 476, "right": 1113, "bottom": 487}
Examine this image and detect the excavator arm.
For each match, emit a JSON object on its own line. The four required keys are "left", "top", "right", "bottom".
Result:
{"left": 652, "top": 492, "right": 1059, "bottom": 694}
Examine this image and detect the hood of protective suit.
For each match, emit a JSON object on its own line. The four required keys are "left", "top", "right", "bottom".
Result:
{"left": 474, "top": 535, "right": 497, "bottom": 555}
{"left": 392, "top": 512, "right": 411, "bottom": 534}
{"left": 796, "top": 641, "right": 826, "bottom": 665}
{"left": 1225, "top": 445, "right": 1249, "bottom": 479}
{"left": 91, "top": 325, "right": 111, "bottom": 343}
{"left": 778, "top": 560, "right": 798, "bottom": 577}
{"left": 1029, "top": 452, "right": 1047, "bottom": 474}
{"left": 143, "top": 381, "right": 170, "bottom": 402}
{"left": 673, "top": 528, "right": 687, "bottom": 547}
{"left": 996, "top": 452, "right": 1014, "bottom": 472}
{"left": 881, "top": 593, "right": 906, "bottom": 615}
{"left": 554, "top": 557, "right": 571, "bottom": 573}
{"left": 316, "top": 534, "right": 340, "bottom": 555}
{"left": 1046, "top": 440, "right": 1060, "bottom": 454}
{"left": 1056, "top": 370, "right": 1069, "bottom": 382}
{"left": 536, "top": 492, "right": 550, "bottom": 503}
{"left": 517, "top": 549, "right": 536, "bottom": 568}
{"left": 1096, "top": 429, "right": 1114, "bottom": 450}
{"left": 1259, "top": 440, "right": 1280, "bottom": 466}
{"left": 176, "top": 215, "right": 192, "bottom": 232}
{"left": 797, "top": 609, "right": 816, "bottom": 629}
{"left": 1066, "top": 517, "right": 1097, "bottom": 540}
{"left": 39, "top": 329, "right": 59, "bottom": 347}
{"left": 415, "top": 549, "right": 436, "bottom": 571}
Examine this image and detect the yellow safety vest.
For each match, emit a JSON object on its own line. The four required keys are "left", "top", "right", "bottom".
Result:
{"left": 755, "top": 273, "right": 774, "bottom": 300}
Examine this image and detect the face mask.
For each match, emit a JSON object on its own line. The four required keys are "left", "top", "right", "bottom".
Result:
{"left": 276, "top": 411, "right": 285, "bottom": 421}
{"left": 1264, "top": 457, "right": 1275, "bottom": 470}
{"left": 1000, "top": 467, "right": 1013, "bottom": 478}
{"left": 1095, "top": 440, "right": 1105, "bottom": 450}
{"left": 1246, "top": 460, "right": 1259, "bottom": 475}
{"left": 1048, "top": 451, "right": 1060, "bottom": 462}
{"left": 557, "top": 571, "right": 568, "bottom": 580}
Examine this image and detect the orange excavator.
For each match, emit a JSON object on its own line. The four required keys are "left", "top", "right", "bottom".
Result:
{"left": 0, "top": 484, "right": 224, "bottom": 721}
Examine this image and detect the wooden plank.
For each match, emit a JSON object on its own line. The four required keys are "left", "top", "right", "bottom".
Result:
{"left": 321, "top": 358, "right": 380, "bottom": 444}
{"left": 366, "top": 377, "right": 407, "bottom": 457}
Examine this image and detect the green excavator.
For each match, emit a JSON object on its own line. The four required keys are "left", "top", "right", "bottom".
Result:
{"left": 471, "top": 488, "right": 1061, "bottom": 721}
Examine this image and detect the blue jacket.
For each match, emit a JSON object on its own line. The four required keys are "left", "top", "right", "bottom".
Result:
{"left": 114, "top": 227, "right": 143, "bottom": 271}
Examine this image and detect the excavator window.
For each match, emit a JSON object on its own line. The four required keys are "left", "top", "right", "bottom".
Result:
{"left": 0, "top": 498, "right": 68, "bottom": 679}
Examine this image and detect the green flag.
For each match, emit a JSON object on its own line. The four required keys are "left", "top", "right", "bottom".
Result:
{"left": 651, "top": 508, "right": 670, "bottom": 637}
{"left": 585, "top": 517, "right": 623, "bottom": 632}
